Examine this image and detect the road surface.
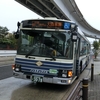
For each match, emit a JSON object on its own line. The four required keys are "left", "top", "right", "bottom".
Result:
{"left": 0, "top": 60, "right": 93, "bottom": 100}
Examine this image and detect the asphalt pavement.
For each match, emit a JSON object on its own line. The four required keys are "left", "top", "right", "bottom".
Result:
{"left": 0, "top": 56, "right": 15, "bottom": 80}
{"left": 0, "top": 65, "right": 13, "bottom": 80}
{"left": 0, "top": 56, "right": 100, "bottom": 100}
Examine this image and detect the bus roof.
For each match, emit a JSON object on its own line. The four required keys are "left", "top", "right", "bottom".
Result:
{"left": 77, "top": 27, "right": 90, "bottom": 43}
{"left": 21, "top": 17, "right": 74, "bottom": 23}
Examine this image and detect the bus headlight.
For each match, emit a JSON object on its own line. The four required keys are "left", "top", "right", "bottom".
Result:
{"left": 12, "top": 64, "right": 21, "bottom": 72}
{"left": 15, "top": 68, "right": 20, "bottom": 71}
{"left": 62, "top": 73, "right": 67, "bottom": 77}
{"left": 67, "top": 70, "right": 73, "bottom": 78}
{"left": 62, "top": 70, "right": 67, "bottom": 77}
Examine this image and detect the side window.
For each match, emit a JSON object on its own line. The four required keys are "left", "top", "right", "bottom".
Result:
{"left": 80, "top": 38, "right": 87, "bottom": 56}
{"left": 87, "top": 44, "right": 89, "bottom": 54}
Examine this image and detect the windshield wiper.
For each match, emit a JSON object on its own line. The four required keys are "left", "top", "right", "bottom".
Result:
{"left": 45, "top": 54, "right": 56, "bottom": 61}
{"left": 45, "top": 48, "right": 57, "bottom": 61}
{"left": 25, "top": 48, "right": 35, "bottom": 58}
{"left": 45, "top": 58, "right": 56, "bottom": 61}
{"left": 28, "top": 56, "right": 35, "bottom": 59}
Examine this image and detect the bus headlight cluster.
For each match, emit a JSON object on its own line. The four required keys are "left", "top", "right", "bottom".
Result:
{"left": 61, "top": 70, "right": 73, "bottom": 78}
{"left": 62, "top": 70, "right": 67, "bottom": 77}
{"left": 12, "top": 64, "right": 21, "bottom": 72}
{"left": 67, "top": 70, "right": 73, "bottom": 78}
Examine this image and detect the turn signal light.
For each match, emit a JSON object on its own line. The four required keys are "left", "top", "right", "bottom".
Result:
{"left": 67, "top": 70, "right": 73, "bottom": 77}
{"left": 12, "top": 64, "right": 15, "bottom": 70}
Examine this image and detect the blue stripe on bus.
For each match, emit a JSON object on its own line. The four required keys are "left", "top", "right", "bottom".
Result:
{"left": 15, "top": 58, "right": 73, "bottom": 66}
{"left": 16, "top": 62, "right": 73, "bottom": 69}
{"left": 15, "top": 58, "right": 73, "bottom": 74}
{"left": 16, "top": 58, "right": 73, "bottom": 66}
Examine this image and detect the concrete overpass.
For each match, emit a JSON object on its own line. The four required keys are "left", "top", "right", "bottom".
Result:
{"left": 15, "top": 0, "right": 100, "bottom": 39}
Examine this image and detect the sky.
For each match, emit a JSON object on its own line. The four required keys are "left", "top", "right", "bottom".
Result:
{"left": 0, "top": 0, "right": 42, "bottom": 32}
{"left": 75, "top": 0, "right": 100, "bottom": 31}
{"left": 0, "top": 0, "right": 100, "bottom": 42}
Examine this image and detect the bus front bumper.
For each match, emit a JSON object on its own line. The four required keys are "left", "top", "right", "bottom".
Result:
{"left": 13, "top": 71, "right": 75, "bottom": 85}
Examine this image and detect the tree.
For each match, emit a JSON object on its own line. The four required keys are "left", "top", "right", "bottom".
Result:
{"left": 0, "top": 26, "right": 9, "bottom": 37}
{"left": 0, "top": 26, "right": 17, "bottom": 49}
{"left": 93, "top": 40, "right": 99, "bottom": 59}
{"left": 7, "top": 33, "right": 18, "bottom": 49}
{"left": 99, "top": 39, "right": 100, "bottom": 44}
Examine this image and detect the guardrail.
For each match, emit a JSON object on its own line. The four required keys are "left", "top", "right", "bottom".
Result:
{"left": 67, "top": 80, "right": 82, "bottom": 100}
{"left": 67, "top": 63, "right": 94, "bottom": 100}
{"left": 0, "top": 50, "right": 17, "bottom": 56}
{"left": 67, "top": 78, "right": 88, "bottom": 100}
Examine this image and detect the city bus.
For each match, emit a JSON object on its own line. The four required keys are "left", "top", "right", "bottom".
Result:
{"left": 12, "top": 17, "right": 91, "bottom": 85}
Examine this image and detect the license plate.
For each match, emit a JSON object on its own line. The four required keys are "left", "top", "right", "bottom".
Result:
{"left": 32, "top": 76, "right": 43, "bottom": 82}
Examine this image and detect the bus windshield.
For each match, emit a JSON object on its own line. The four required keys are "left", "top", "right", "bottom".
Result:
{"left": 17, "top": 30, "right": 73, "bottom": 59}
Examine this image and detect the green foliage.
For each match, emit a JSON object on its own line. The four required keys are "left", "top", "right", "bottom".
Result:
{"left": 0, "top": 26, "right": 9, "bottom": 37}
{"left": 94, "top": 52, "right": 98, "bottom": 59}
{"left": 99, "top": 39, "right": 100, "bottom": 43}
{"left": 0, "top": 26, "right": 17, "bottom": 49}
{"left": 7, "top": 33, "right": 18, "bottom": 47}
{"left": 0, "top": 37, "right": 11, "bottom": 44}
{"left": 93, "top": 40, "right": 100, "bottom": 59}
{"left": 93, "top": 41, "right": 99, "bottom": 50}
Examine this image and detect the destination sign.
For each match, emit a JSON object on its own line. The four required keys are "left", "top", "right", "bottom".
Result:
{"left": 22, "top": 20, "right": 72, "bottom": 30}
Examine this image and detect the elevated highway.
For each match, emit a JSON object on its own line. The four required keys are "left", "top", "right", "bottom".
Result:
{"left": 15, "top": 0, "right": 100, "bottom": 39}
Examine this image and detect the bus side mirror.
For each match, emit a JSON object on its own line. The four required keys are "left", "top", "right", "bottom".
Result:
{"left": 14, "top": 22, "right": 20, "bottom": 39}
{"left": 14, "top": 31, "right": 19, "bottom": 39}
{"left": 71, "top": 32, "right": 77, "bottom": 42}
{"left": 70, "top": 24, "right": 78, "bottom": 42}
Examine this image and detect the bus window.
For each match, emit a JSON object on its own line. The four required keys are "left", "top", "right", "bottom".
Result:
{"left": 80, "top": 38, "right": 87, "bottom": 56}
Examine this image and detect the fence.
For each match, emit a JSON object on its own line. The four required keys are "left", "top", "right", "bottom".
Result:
{"left": 67, "top": 64, "right": 94, "bottom": 100}
{"left": 67, "top": 78, "right": 88, "bottom": 100}
{"left": 0, "top": 50, "right": 17, "bottom": 56}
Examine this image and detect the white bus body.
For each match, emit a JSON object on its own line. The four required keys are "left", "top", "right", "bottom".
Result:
{"left": 13, "top": 17, "right": 91, "bottom": 85}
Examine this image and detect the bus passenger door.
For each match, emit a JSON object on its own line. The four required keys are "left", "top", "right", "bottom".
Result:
{"left": 73, "top": 37, "right": 80, "bottom": 77}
